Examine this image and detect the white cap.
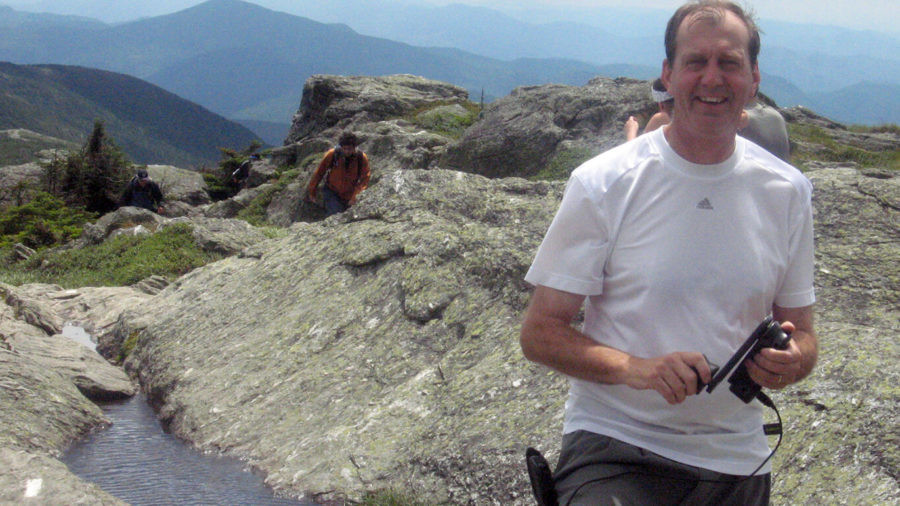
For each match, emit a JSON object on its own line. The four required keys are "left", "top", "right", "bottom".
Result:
{"left": 651, "top": 88, "right": 673, "bottom": 103}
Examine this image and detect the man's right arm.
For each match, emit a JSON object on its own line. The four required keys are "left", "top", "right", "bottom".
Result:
{"left": 119, "top": 184, "right": 132, "bottom": 207}
{"left": 519, "top": 285, "right": 711, "bottom": 404}
{"left": 307, "top": 151, "right": 332, "bottom": 199}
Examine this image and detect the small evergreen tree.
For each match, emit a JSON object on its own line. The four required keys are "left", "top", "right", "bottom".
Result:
{"left": 41, "top": 120, "right": 133, "bottom": 214}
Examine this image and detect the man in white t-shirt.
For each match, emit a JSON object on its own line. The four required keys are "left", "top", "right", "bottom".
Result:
{"left": 519, "top": 2, "right": 818, "bottom": 505}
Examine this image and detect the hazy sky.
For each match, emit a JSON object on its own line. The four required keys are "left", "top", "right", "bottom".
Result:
{"left": 3, "top": 0, "right": 898, "bottom": 34}
{"left": 447, "top": 0, "right": 898, "bottom": 33}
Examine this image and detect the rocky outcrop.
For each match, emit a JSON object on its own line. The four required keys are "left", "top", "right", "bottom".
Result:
{"left": 0, "top": 162, "right": 44, "bottom": 208}
{"left": 284, "top": 74, "right": 471, "bottom": 147}
{"left": 783, "top": 107, "right": 900, "bottom": 154}
{"left": 143, "top": 164, "right": 211, "bottom": 208}
{"left": 276, "top": 74, "right": 471, "bottom": 174}
{"left": 441, "top": 77, "right": 655, "bottom": 179}
{"left": 265, "top": 74, "right": 476, "bottom": 224}
{"left": 102, "top": 162, "right": 897, "bottom": 504}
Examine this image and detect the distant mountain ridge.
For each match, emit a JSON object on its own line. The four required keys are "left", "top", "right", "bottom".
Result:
{"left": 0, "top": 62, "right": 260, "bottom": 166}
{"left": 0, "top": 0, "right": 620, "bottom": 145}
{"left": 271, "top": 0, "right": 900, "bottom": 125}
{"left": 0, "top": 0, "right": 896, "bottom": 133}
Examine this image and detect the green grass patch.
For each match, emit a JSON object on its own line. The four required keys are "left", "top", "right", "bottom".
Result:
{"left": 0, "top": 223, "right": 225, "bottom": 288}
{"left": 406, "top": 100, "right": 482, "bottom": 139}
{"left": 530, "top": 146, "right": 595, "bottom": 181}
{"left": 360, "top": 489, "right": 430, "bottom": 506}
{"left": 118, "top": 330, "right": 140, "bottom": 362}
{"left": 848, "top": 124, "right": 900, "bottom": 135}
{"left": 789, "top": 124, "right": 900, "bottom": 171}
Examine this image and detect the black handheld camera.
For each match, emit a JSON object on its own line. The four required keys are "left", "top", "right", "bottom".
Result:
{"left": 706, "top": 316, "right": 791, "bottom": 403}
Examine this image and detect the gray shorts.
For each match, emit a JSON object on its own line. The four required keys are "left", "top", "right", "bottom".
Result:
{"left": 554, "top": 431, "right": 770, "bottom": 506}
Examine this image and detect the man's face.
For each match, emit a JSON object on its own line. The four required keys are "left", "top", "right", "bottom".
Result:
{"left": 340, "top": 144, "right": 356, "bottom": 156}
{"left": 662, "top": 10, "right": 760, "bottom": 144}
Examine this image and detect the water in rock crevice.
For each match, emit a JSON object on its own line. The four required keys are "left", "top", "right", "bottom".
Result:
{"left": 60, "top": 325, "right": 307, "bottom": 505}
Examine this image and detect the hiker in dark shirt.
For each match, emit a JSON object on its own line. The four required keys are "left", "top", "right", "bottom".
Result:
{"left": 231, "top": 153, "right": 259, "bottom": 190}
{"left": 119, "top": 169, "right": 163, "bottom": 213}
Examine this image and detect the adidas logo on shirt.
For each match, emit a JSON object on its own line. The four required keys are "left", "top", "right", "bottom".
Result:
{"left": 696, "top": 198, "right": 714, "bottom": 210}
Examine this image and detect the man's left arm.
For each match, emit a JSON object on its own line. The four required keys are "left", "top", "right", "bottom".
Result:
{"left": 746, "top": 304, "right": 818, "bottom": 389}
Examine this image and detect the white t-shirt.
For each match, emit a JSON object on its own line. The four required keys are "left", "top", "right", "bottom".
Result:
{"left": 525, "top": 128, "right": 815, "bottom": 475}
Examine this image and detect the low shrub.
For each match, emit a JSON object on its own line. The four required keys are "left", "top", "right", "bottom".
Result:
{"left": 0, "top": 192, "right": 95, "bottom": 250}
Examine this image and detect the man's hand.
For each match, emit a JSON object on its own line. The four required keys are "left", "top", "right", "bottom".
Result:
{"left": 307, "top": 190, "right": 317, "bottom": 202}
{"left": 745, "top": 305, "right": 817, "bottom": 390}
{"left": 745, "top": 321, "right": 803, "bottom": 390}
{"left": 624, "top": 116, "right": 639, "bottom": 141}
{"left": 626, "top": 352, "right": 712, "bottom": 405}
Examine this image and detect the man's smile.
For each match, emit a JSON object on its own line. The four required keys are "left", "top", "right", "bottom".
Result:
{"left": 696, "top": 95, "right": 727, "bottom": 105}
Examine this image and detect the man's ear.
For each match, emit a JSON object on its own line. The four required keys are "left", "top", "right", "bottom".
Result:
{"left": 661, "top": 59, "right": 672, "bottom": 91}
{"left": 752, "top": 63, "right": 761, "bottom": 97}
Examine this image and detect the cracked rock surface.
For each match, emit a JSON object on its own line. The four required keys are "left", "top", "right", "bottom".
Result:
{"left": 110, "top": 165, "right": 898, "bottom": 504}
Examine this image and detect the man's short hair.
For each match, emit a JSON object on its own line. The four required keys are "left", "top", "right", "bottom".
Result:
{"left": 338, "top": 131, "right": 359, "bottom": 147}
{"left": 664, "top": 0, "right": 761, "bottom": 66}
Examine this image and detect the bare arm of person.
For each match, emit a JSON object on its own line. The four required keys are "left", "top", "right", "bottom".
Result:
{"left": 519, "top": 285, "right": 712, "bottom": 404}
{"left": 643, "top": 111, "right": 670, "bottom": 134}
{"left": 746, "top": 304, "right": 817, "bottom": 389}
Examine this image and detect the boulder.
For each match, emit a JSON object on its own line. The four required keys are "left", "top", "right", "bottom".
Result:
{"left": 167, "top": 216, "right": 272, "bottom": 256}
{"left": 72, "top": 207, "right": 167, "bottom": 248}
{"left": 284, "top": 74, "right": 470, "bottom": 147}
{"left": 0, "top": 447, "right": 125, "bottom": 505}
{"left": 0, "top": 282, "right": 63, "bottom": 336}
{"left": 202, "top": 183, "right": 275, "bottom": 220}
{"left": 143, "top": 164, "right": 211, "bottom": 208}
{"left": 9, "top": 330, "right": 135, "bottom": 401}
{"left": 441, "top": 77, "right": 654, "bottom": 179}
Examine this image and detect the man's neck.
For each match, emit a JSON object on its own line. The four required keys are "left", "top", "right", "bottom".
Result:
{"left": 662, "top": 123, "right": 736, "bottom": 165}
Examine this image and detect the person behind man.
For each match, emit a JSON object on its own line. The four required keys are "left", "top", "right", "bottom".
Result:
{"left": 119, "top": 169, "right": 163, "bottom": 213}
{"left": 740, "top": 99, "right": 791, "bottom": 162}
{"left": 625, "top": 78, "right": 675, "bottom": 141}
{"left": 231, "top": 153, "right": 259, "bottom": 190}
{"left": 306, "top": 131, "right": 370, "bottom": 216}
{"left": 520, "top": 2, "right": 817, "bottom": 504}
